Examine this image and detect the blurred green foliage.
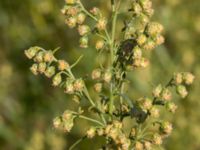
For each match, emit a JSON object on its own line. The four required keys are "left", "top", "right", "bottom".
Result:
{"left": 0, "top": 0, "right": 199, "bottom": 149}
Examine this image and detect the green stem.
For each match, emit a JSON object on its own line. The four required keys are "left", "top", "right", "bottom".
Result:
{"left": 69, "top": 136, "right": 86, "bottom": 150}
{"left": 78, "top": 115, "right": 104, "bottom": 126}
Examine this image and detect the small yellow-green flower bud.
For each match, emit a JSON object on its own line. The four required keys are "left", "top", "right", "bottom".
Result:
{"left": 130, "top": 127, "right": 136, "bottom": 137}
{"left": 94, "top": 83, "right": 102, "bottom": 93}
{"left": 132, "top": 3, "right": 142, "bottom": 15}
{"left": 176, "top": 85, "right": 188, "bottom": 98}
{"left": 34, "top": 51, "right": 44, "bottom": 62}
{"left": 133, "top": 46, "right": 142, "bottom": 58}
{"left": 155, "top": 35, "right": 165, "bottom": 45}
{"left": 160, "top": 121, "right": 173, "bottom": 135}
{"left": 38, "top": 62, "right": 46, "bottom": 73}
{"left": 97, "top": 128, "right": 104, "bottom": 136}
{"left": 91, "top": 69, "right": 101, "bottom": 80}
{"left": 147, "top": 22, "right": 164, "bottom": 36}
{"left": 58, "top": 60, "right": 70, "bottom": 71}
{"left": 135, "top": 141, "right": 143, "bottom": 150}
{"left": 44, "top": 51, "right": 54, "bottom": 62}
{"left": 173, "top": 73, "right": 183, "bottom": 85}
{"left": 30, "top": 64, "right": 38, "bottom": 75}
{"left": 166, "top": 102, "right": 177, "bottom": 113}
{"left": 65, "top": 81, "right": 75, "bottom": 94}
{"left": 78, "top": 25, "right": 90, "bottom": 36}
{"left": 63, "top": 120, "right": 74, "bottom": 133}
{"left": 96, "top": 18, "right": 107, "bottom": 31}
{"left": 44, "top": 66, "right": 55, "bottom": 78}
{"left": 152, "top": 84, "right": 162, "bottom": 98}
{"left": 143, "top": 40, "right": 155, "bottom": 51}
{"left": 86, "top": 127, "right": 96, "bottom": 138}
{"left": 103, "top": 70, "right": 112, "bottom": 83}
{"left": 153, "top": 133, "right": 162, "bottom": 145}
{"left": 79, "top": 36, "right": 88, "bottom": 48}
{"left": 65, "top": 17, "right": 77, "bottom": 28}
{"left": 77, "top": 13, "right": 86, "bottom": 24}
{"left": 95, "top": 40, "right": 105, "bottom": 50}
{"left": 24, "top": 46, "right": 40, "bottom": 59}
{"left": 150, "top": 107, "right": 160, "bottom": 118}
{"left": 140, "top": 57, "right": 149, "bottom": 68}
{"left": 52, "top": 74, "right": 62, "bottom": 86}
{"left": 53, "top": 116, "right": 62, "bottom": 129}
{"left": 161, "top": 88, "right": 172, "bottom": 101}
{"left": 137, "top": 34, "right": 147, "bottom": 46}
{"left": 67, "top": 7, "right": 78, "bottom": 16}
{"left": 144, "top": 141, "right": 152, "bottom": 150}
{"left": 183, "top": 72, "right": 195, "bottom": 85}
{"left": 73, "top": 79, "right": 84, "bottom": 92}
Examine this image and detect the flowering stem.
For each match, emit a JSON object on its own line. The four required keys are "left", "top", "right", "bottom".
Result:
{"left": 77, "top": 115, "right": 105, "bottom": 126}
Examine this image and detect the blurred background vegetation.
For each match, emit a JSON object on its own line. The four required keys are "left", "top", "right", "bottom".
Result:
{"left": 0, "top": 0, "right": 199, "bottom": 149}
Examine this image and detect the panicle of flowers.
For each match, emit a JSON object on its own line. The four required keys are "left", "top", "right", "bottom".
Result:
{"left": 24, "top": 0, "right": 195, "bottom": 149}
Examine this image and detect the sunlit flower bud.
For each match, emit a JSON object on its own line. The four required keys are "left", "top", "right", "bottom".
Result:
{"left": 152, "top": 84, "right": 162, "bottom": 98}
{"left": 52, "top": 73, "right": 62, "bottom": 86}
{"left": 176, "top": 85, "right": 188, "bottom": 98}
{"left": 34, "top": 51, "right": 44, "bottom": 62}
{"left": 173, "top": 73, "right": 183, "bottom": 85}
{"left": 65, "top": 17, "right": 77, "bottom": 28}
{"left": 63, "top": 119, "right": 74, "bottom": 133}
{"left": 140, "top": 57, "right": 149, "bottom": 68}
{"left": 67, "top": 7, "right": 78, "bottom": 16}
{"left": 90, "top": 7, "right": 99, "bottom": 16}
{"left": 91, "top": 69, "right": 101, "bottom": 80}
{"left": 144, "top": 141, "right": 152, "bottom": 150}
{"left": 38, "top": 62, "right": 46, "bottom": 73}
{"left": 183, "top": 72, "right": 195, "bottom": 85}
{"left": 166, "top": 102, "right": 177, "bottom": 113}
{"left": 97, "top": 128, "right": 104, "bottom": 136}
{"left": 133, "top": 46, "right": 142, "bottom": 58}
{"left": 65, "top": 82, "right": 74, "bottom": 94}
{"left": 73, "top": 79, "right": 84, "bottom": 92}
{"left": 65, "top": 0, "right": 76, "bottom": 4}
{"left": 155, "top": 35, "right": 165, "bottom": 45}
{"left": 30, "top": 64, "right": 38, "bottom": 75}
{"left": 77, "top": 13, "right": 86, "bottom": 24}
{"left": 132, "top": 3, "right": 142, "bottom": 15}
{"left": 161, "top": 88, "right": 172, "bottom": 101}
{"left": 94, "top": 83, "right": 102, "bottom": 93}
{"left": 133, "top": 58, "right": 141, "bottom": 68}
{"left": 96, "top": 18, "right": 107, "bottom": 31}
{"left": 150, "top": 107, "right": 160, "bottom": 118}
{"left": 44, "top": 66, "right": 55, "bottom": 78}
{"left": 143, "top": 40, "right": 155, "bottom": 51}
{"left": 103, "top": 70, "right": 112, "bottom": 83}
{"left": 79, "top": 36, "right": 88, "bottom": 48}
{"left": 160, "top": 121, "right": 173, "bottom": 135}
{"left": 135, "top": 141, "right": 143, "bottom": 150}
{"left": 24, "top": 46, "right": 40, "bottom": 59}
{"left": 95, "top": 40, "right": 105, "bottom": 50}
{"left": 142, "top": 98, "right": 152, "bottom": 110}
{"left": 53, "top": 117, "right": 62, "bottom": 129}
{"left": 137, "top": 34, "right": 147, "bottom": 46}
{"left": 130, "top": 127, "right": 136, "bottom": 137}
{"left": 78, "top": 25, "right": 90, "bottom": 36}
{"left": 44, "top": 51, "right": 54, "bottom": 62}
{"left": 147, "top": 22, "right": 164, "bottom": 36}
{"left": 113, "top": 120, "right": 123, "bottom": 129}
{"left": 153, "top": 133, "right": 162, "bottom": 145}
{"left": 86, "top": 127, "right": 96, "bottom": 138}
{"left": 62, "top": 110, "right": 73, "bottom": 120}
{"left": 58, "top": 60, "right": 70, "bottom": 71}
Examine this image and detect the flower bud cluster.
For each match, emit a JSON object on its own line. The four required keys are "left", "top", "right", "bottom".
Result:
{"left": 173, "top": 72, "right": 195, "bottom": 98}
{"left": 62, "top": 1, "right": 108, "bottom": 49}
{"left": 53, "top": 110, "right": 76, "bottom": 133}
{"left": 25, "top": 47, "right": 85, "bottom": 95}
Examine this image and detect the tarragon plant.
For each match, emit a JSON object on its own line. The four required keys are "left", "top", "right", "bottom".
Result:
{"left": 24, "top": 0, "right": 195, "bottom": 149}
